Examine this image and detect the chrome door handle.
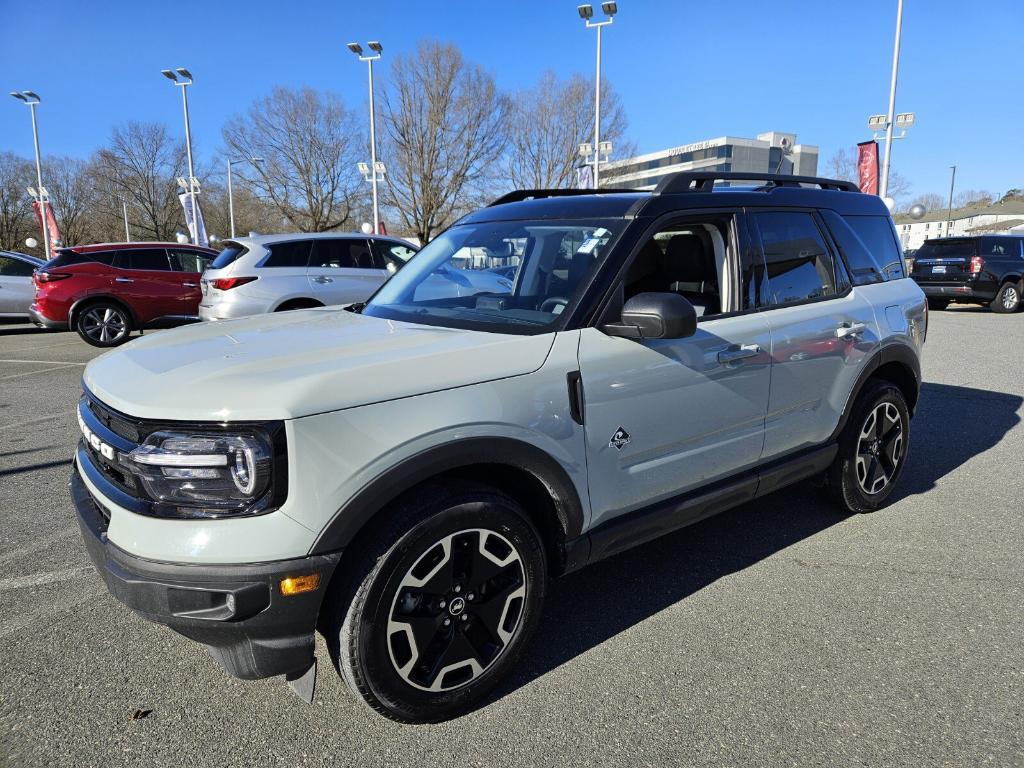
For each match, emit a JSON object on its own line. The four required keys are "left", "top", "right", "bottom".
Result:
{"left": 182, "top": 282, "right": 199, "bottom": 287}
{"left": 114, "top": 277, "right": 134, "bottom": 283}
{"left": 835, "top": 322, "right": 867, "bottom": 339}
{"left": 313, "top": 276, "right": 333, "bottom": 284}
{"left": 717, "top": 344, "right": 761, "bottom": 364}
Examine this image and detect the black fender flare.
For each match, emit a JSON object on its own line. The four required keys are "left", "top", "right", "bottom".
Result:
{"left": 69, "top": 294, "right": 140, "bottom": 329}
{"left": 829, "top": 342, "right": 921, "bottom": 442}
{"left": 309, "top": 437, "right": 586, "bottom": 555}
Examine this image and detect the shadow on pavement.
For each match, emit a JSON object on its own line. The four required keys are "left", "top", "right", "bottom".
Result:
{"left": 490, "top": 382, "right": 1022, "bottom": 705}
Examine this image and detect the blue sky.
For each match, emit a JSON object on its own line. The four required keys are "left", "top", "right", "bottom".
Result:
{"left": 2, "top": 0, "right": 1021, "bottom": 200}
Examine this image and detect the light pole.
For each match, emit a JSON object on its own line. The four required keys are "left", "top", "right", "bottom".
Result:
{"left": 347, "top": 41, "right": 383, "bottom": 234}
{"left": 161, "top": 68, "right": 199, "bottom": 243}
{"left": 227, "top": 157, "right": 263, "bottom": 238}
{"left": 10, "top": 91, "right": 51, "bottom": 257}
{"left": 577, "top": 3, "right": 617, "bottom": 189}
{"left": 122, "top": 199, "right": 131, "bottom": 242}
{"left": 946, "top": 165, "right": 957, "bottom": 237}
{"left": 879, "top": 0, "right": 904, "bottom": 199}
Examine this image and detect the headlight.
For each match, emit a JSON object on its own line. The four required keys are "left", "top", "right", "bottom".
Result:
{"left": 120, "top": 429, "right": 282, "bottom": 519}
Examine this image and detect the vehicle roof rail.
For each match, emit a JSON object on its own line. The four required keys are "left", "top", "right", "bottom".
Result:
{"left": 653, "top": 172, "right": 860, "bottom": 195}
{"left": 487, "top": 188, "right": 637, "bottom": 207}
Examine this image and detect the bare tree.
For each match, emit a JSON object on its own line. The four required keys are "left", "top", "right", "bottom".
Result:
{"left": 0, "top": 152, "right": 36, "bottom": 253}
{"left": 380, "top": 41, "right": 509, "bottom": 243}
{"left": 953, "top": 189, "right": 995, "bottom": 208}
{"left": 43, "top": 156, "right": 97, "bottom": 247}
{"left": 505, "top": 71, "right": 630, "bottom": 189}
{"left": 904, "top": 192, "right": 946, "bottom": 214}
{"left": 826, "top": 146, "right": 910, "bottom": 199}
{"left": 91, "top": 122, "right": 187, "bottom": 241}
{"left": 222, "top": 87, "right": 363, "bottom": 232}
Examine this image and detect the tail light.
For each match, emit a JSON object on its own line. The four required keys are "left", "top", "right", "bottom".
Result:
{"left": 970, "top": 256, "right": 984, "bottom": 275}
{"left": 211, "top": 276, "right": 258, "bottom": 291}
{"left": 905, "top": 258, "right": 914, "bottom": 274}
{"left": 34, "top": 271, "right": 71, "bottom": 284}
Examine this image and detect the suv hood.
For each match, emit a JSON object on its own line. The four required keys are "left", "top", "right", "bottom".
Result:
{"left": 83, "top": 309, "right": 556, "bottom": 421}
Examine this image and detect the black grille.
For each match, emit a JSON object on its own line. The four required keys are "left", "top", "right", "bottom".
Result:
{"left": 86, "top": 396, "right": 142, "bottom": 442}
{"left": 83, "top": 440, "right": 139, "bottom": 495}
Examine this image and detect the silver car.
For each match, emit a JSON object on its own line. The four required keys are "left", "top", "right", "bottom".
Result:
{"left": 0, "top": 250, "right": 44, "bottom": 319}
{"left": 198, "top": 233, "right": 419, "bottom": 320}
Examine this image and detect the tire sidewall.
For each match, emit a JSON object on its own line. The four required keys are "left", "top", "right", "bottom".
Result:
{"left": 341, "top": 492, "right": 546, "bottom": 721}
{"left": 75, "top": 302, "right": 132, "bottom": 347}
{"left": 835, "top": 381, "right": 910, "bottom": 512}
{"left": 991, "top": 282, "right": 1021, "bottom": 314}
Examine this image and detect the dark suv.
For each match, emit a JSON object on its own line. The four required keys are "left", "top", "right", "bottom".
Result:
{"left": 909, "top": 235, "right": 1024, "bottom": 313}
{"left": 31, "top": 242, "right": 217, "bottom": 346}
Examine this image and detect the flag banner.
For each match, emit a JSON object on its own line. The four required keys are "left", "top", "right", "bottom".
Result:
{"left": 32, "top": 200, "right": 62, "bottom": 257}
{"left": 178, "top": 192, "right": 210, "bottom": 247}
{"left": 857, "top": 141, "right": 879, "bottom": 195}
{"left": 576, "top": 164, "right": 595, "bottom": 190}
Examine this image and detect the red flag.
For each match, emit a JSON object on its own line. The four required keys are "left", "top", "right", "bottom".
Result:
{"left": 856, "top": 141, "right": 879, "bottom": 195}
{"left": 32, "top": 200, "right": 62, "bottom": 257}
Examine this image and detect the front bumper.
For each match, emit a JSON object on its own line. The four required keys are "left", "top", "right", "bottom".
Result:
{"left": 29, "top": 304, "right": 69, "bottom": 330}
{"left": 70, "top": 461, "right": 341, "bottom": 680}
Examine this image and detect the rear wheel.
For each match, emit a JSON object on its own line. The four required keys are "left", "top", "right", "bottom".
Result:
{"left": 328, "top": 483, "right": 546, "bottom": 723}
{"left": 927, "top": 298, "right": 949, "bottom": 311}
{"left": 274, "top": 299, "right": 322, "bottom": 312}
{"left": 75, "top": 302, "right": 133, "bottom": 347}
{"left": 827, "top": 380, "right": 910, "bottom": 514}
{"left": 990, "top": 281, "right": 1021, "bottom": 314}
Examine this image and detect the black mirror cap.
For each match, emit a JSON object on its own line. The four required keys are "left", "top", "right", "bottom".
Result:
{"left": 604, "top": 292, "right": 697, "bottom": 340}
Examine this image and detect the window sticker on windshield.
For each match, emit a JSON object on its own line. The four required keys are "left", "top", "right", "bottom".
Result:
{"left": 577, "top": 228, "right": 611, "bottom": 255}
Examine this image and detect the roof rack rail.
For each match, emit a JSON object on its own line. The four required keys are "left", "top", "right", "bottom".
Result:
{"left": 654, "top": 172, "right": 860, "bottom": 195}
{"left": 488, "top": 188, "right": 637, "bottom": 207}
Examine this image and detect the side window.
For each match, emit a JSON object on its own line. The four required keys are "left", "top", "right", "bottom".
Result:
{"left": 753, "top": 212, "right": 836, "bottom": 306}
{"left": 113, "top": 249, "right": 172, "bottom": 271}
{"left": 981, "top": 238, "right": 1019, "bottom": 257}
{"left": 622, "top": 220, "right": 733, "bottom": 319}
{"left": 312, "top": 239, "right": 376, "bottom": 269}
{"left": 371, "top": 240, "right": 417, "bottom": 270}
{"left": 0, "top": 256, "right": 35, "bottom": 276}
{"left": 842, "top": 214, "right": 905, "bottom": 280}
{"left": 169, "top": 249, "right": 211, "bottom": 273}
{"left": 263, "top": 240, "right": 312, "bottom": 268}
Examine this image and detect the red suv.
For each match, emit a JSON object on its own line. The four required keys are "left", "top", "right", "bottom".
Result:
{"left": 30, "top": 242, "right": 216, "bottom": 347}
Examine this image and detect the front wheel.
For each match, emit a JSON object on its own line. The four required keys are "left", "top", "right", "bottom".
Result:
{"left": 827, "top": 380, "right": 910, "bottom": 514}
{"left": 75, "top": 302, "right": 133, "bottom": 347}
{"left": 329, "top": 483, "right": 547, "bottom": 722}
{"left": 990, "top": 281, "right": 1021, "bottom": 314}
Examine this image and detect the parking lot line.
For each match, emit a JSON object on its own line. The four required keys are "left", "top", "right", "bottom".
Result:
{"left": 0, "top": 414, "right": 67, "bottom": 432}
{"left": 0, "top": 362, "right": 85, "bottom": 381}
{"left": 0, "top": 358, "right": 88, "bottom": 365}
{"left": 0, "top": 566, "right": 95, "bottom": 592}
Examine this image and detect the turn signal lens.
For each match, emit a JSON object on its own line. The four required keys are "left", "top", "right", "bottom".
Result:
{"left": 280, "top": 573, "right": 321, "bottom": 596}
{"left": 211, "top": 276, "right": 258, "bottom": 290}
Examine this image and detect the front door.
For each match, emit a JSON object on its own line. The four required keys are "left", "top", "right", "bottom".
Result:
{"left": 0, "top": 254, "right": 37, "bottom": 314}
{"left": 577, "top": 214, "right": 772, "bottom": 529}
{"left": 308, "top": 238, "right": 387, "bottom": 305}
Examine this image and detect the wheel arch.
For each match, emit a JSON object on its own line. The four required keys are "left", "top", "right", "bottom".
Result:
{"left": 830, "top": 342, "right": 921, "bottom": 442}
{"left": 69, "top": 294, "right": 139, "bottom": 328}
{"left": 273, "top": 297, "right": 324, "bottom": 312}
{"left": 309, "top": 437, "right": 586, "bottom": 575}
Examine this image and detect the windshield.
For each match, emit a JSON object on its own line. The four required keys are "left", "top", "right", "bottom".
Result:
{"left": 362, "top": 219, "right": 621, "bottom": 334}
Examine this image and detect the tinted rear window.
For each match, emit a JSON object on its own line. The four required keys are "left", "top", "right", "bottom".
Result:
{"left": 981, "top": 238, "right": 1021, "bottom": 257}
{"left": 916, "top": 240, "right": 976, "bottom": 259}
{"left": 843, "top": 215, "right": 905, "bottom": 280}
{"left": 753, "top": 211, "right": 836, "bottom": 306}
{"left": 211, "top": 245, "right": 248, "bottom": 269}
{"left": 112, "top": 249, "right": 172, "bottom": 271}
{"left": 45, "top": 250, "right": 114, "bottom": 268}
{"left": 262, "top": 240, "right": 312, "bottom": 268}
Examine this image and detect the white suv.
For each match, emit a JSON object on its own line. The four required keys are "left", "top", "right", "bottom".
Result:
{"left": 71, "top": 173, "right": 925, "bottom": 723}
{"left": 198, "top": 233, "right": 418, "bottom": 320}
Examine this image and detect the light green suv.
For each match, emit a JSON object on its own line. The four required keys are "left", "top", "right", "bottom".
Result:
{"left": 71, "top": 174, "right": 926, "bottom": 722}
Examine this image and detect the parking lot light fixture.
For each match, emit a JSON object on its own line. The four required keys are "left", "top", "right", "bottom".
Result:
{"left": 348, "top": 41, "right": 384, "bottom": 234}
{"left": 879, "top": 0, "right": 904, "bottom": 199}
{"left": 161, "top": 67, "right": 199, "bottom": 243}
{"left": 10, "top": 90, "right": 51, "bottom": 257}
{"left": 578, "top": 3, "right": 616, "bottom": 189}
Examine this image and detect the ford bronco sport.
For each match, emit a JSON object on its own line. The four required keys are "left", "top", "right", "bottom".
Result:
{"left": 71, "top": 172, "right": 926, "bottom": 722}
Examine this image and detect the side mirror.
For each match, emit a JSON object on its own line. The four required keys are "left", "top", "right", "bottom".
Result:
{"left": 603, "top": 292, "right": 697, "bottom": 340}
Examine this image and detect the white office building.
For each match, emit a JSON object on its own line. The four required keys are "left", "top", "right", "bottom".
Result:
{"left": 601, "top": 131, "right": 818, "bottom": 191}
{"left": 894, "top": 200, "right": 1024, "bottom": 251}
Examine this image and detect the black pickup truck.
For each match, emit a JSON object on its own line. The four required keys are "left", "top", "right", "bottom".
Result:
{"left": 910, "top": 235, "right": 1024, "bottom": 313}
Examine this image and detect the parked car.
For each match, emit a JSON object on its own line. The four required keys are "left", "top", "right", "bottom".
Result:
{"left": 71, "top": 172, "right": 925, "bottom": 723}
{"left": 0, "top": 250, "right": 44, "bottom": 319}
{"left": 198, "top": 233, "right": 419, "bottom": 320}
{"left": 909, "top": 235, "right": 1024, "bottom": 312}
{"left": 30, "top": 242, "right": 217, "bottom": 346}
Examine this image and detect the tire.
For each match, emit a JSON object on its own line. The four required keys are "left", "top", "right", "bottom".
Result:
{"left": 75, "top": 302, "right": 133, "bottom": 347}
{"left": 927, "top": 298, "right": 949, "bottom": 311}
{"left": 990, "top": 281, "right": 1021, "bottom": 314}
{"left": 827, "top": 380, "right": 910, "bottom": 514}
{"left": 327, "top": 482, "right": 547, "bottom": 723}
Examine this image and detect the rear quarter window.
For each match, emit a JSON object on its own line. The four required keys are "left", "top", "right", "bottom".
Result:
{"left": 821, "top": 211, "right": 904, "bottom": 284}
{"left": 211, "top": 245, "right": 248, "bottom": 269}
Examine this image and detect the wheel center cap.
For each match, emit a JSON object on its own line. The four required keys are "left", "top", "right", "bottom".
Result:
{"left": 448, "top": 597, "right": 466, "bottom": 616}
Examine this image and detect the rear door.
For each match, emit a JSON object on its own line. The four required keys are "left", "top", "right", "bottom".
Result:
{"left": 168, "top": 248, "right": 213, "bottom": 315}
{"left": 109, "top": 248, "right": 182, "bottom": 322}
{"left": 0, "top": 254, "right": 38, "bottom": 314}
{"left": 308, "top": 238, "right": 387, "bottom": 305}
{"left": 747, "top": 210, "right": 880, "bottom": 459}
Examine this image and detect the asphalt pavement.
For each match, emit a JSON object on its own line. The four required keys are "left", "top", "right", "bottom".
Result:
{"left": 1, "top": 307, "right": 1022, "bottom": 767}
